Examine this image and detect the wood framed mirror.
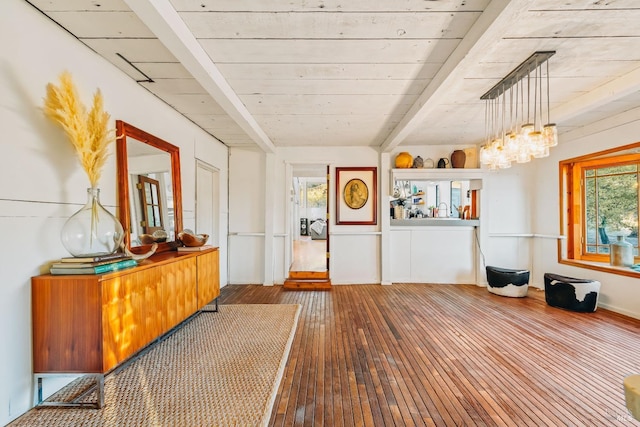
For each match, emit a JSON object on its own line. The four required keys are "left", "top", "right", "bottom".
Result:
{"left": 116, "top": 120, "right": 183, "bottom": 254}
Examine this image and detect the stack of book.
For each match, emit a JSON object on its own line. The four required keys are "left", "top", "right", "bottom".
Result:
{"left": 50, "top": 252, "right": 137, "bottom": 275}
{"left": 177, "top": 245, "right": 214, "bottom": 252}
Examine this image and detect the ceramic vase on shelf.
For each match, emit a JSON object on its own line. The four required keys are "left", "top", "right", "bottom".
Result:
{"left": 61, "top": 187, "right": 124, "bottom": 257}
{"left": 451, "top": 150, "right": 466, "bottom": 168}
{"left": 395, "top": 152, "right": 413, "bottom": 168}
{"left": 610, "top": 234, "right": 634, "bottom": 267}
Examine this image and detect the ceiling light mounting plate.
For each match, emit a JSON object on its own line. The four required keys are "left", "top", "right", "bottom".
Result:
{"left": 480, "top": 51, "right": 556, "bottom": 100}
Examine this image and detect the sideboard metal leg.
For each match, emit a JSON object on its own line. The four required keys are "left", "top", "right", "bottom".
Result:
{"left": 35, "top": 376, "right": 43, "bottom": 406}
{"left": 34, "top": 373, "right": 104, "bottom": 409}
{"left": 200, "top": 297, "right": 219, "bottom": 313}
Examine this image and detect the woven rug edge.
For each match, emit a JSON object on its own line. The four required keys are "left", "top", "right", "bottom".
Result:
{"left": 260, "top": 304, "right": 302, "bottom": 427}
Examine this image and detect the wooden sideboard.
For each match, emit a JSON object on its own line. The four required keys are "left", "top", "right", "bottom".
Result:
{"left": 32, "top": 248, "right": 220, "bottom": 378}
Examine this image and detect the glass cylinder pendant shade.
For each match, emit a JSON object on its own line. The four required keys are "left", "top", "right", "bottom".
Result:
{"left": 61, "top": 187, "right": 124, "bottom": 257}
{"left": 529, "top": 131, "right": 546, "bottom": 158}
{"left": 543, "top": 123, "right": 558, "bottom": 147}
{"left": 520, "top": 123, "right": 534, "bottom": 138}
{"left": 504, "top": 132, "right": 518, "bottom": 160}
{"left": 479, "top": 145, "right": 490, "bottom": 164}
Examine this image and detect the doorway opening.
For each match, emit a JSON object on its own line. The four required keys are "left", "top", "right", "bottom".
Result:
{"left": 292, "top": 176, "right": 327, "bottom": 271}
{"left": 285, "top": 165, "right": 330, "bottom": 289}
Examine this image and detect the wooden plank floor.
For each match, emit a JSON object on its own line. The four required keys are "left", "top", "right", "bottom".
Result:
{"left": 219, "top": 284, "right": 640, "bottom": 426}
{"left": 291, "top": 237, "right": 327, "bottom": 272}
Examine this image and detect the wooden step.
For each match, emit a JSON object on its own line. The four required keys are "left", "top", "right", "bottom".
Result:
{"left": 288, "top": 270, "right": 329, "bottom": 280}
{"left": 283, "top": 278, "right": 332, "bottom": 290}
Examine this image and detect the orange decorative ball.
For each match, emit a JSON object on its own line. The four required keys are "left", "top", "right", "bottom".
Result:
{"left": 395, "top": 152, "right": 413, "bottom": 168}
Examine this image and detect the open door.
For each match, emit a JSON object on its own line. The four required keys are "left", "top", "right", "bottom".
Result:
{"left": 284, "top": 164, "right": 331, "bottom": 290}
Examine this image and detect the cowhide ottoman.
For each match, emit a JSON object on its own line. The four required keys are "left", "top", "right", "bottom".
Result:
{"left": 485, "top": 266, "right": 530, "bottom": 297}
{"left": 543, "top": 273, "right": 601, "bottom": 312}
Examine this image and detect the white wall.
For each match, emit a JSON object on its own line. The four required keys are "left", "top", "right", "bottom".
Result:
{"left": 227, "top": 147, "right": 265, "bottom": 284}
{"left": 531, "top": 109, "right": 640, "bottom": 319}
{"left": 281, "top": 147, "right": 382, "bottom": 284}
{"left": 227, "top": 146, "right": 382, "bottom": 284}
{"left": 0, "top": 2, "right": 228, "bottom": 423}
{"left": 388, "top": 146, "right": 536, "bottom": 284}
{"left": 227, "top": 144, "right": 535, "bottom": 286}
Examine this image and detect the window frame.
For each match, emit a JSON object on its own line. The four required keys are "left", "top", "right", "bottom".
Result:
{"left": 560, "top": 141, "right": 640, "bottom": 277}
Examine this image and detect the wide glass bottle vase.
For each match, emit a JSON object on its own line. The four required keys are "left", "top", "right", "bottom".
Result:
{"left": 61, "top": 187, "right": 124, "bottom": 257}
{"left": 610, "top": 234, "right": 634, "bottom": 267}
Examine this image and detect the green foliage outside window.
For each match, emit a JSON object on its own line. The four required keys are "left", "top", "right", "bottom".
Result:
{"left": 584, "top": 164, "right": 638, "bottom": 255}
{"left": 306, "top": 183, "right": 327, "bottom": 208}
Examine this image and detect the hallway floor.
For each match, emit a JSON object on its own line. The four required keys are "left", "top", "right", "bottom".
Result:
{"left": 291, "top": 237, "right": 326, "bottom": 272}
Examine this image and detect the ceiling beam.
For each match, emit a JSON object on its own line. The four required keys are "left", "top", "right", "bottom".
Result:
{"left": 123, "top": 0, "right": 276, "bottom": 153}
{"left": 552, "top": 66, "right": 640, "bottom": 123}
{"left": 380, "top": 0, "right": 532, "bottom": 153}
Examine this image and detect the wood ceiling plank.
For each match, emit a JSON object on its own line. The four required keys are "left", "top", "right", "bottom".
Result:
{"left": 455, "top": 74, "right": 612, "bottom": 106}
{"left": 199, "top": 39, "right": 460, "bottom": 64}
{"left": 226, "top": 79, "right": 429, "bottom": 96}
{"left": 180, "top": 11, "right": 480, "bottom": 39}
{"left": 139, "top": 78, "right": 207, "bottom": 95}
{"left": 552, "top": 66, "right": 640, "bottom": 123}
{"left": 28, "top": 0, "right": 130, "bottom": 12}
{"left": 491, "top": 37, "right": 640, "bottom": 61}
{"left": 45, "top": 11, "right": 155, "bottom": 38}
{"left": 170, "top": 0, "right": 490, "bottom": 13}
{"left": 216, "top": 63, "right": 441, "bottom": 80}
{"left": 81, "top": 38, "right": 178, "bottom": 63}
{"left": 134, "top": 62, "right": 192, "bottom": 78}
{"left": 404, "top": 129, "right": 486, "bottom": 145}
{"left": 559, "top": 105, "right": 640, "bottom": 144}
{"left": 124, "top": 0, "right": 276, "bottom": 153}
{"left": 266, "top": 131, "right": 399, "bottom": 147}
{"left": 240, "top": 94, "right": 418, "bottom": 115}
{"left": 474, "top": 59, "right": 640, "bottom": 80}
{"left": 158, "top": 93, "right": 228, "bottom": 115}
{"left": 211, "top": 138, "right": 255, "bottom": 146}
{"left": 530, "top": 0, "right": 640, "bottom": 10}
{"left": 380, "top": 0, "right": 533, "bottom": 152}
{"left": 185, "top": 114, "right": 245, "bottom": 129}
{"left": 256, "top": 115, "right": 401, "bottom": 146}
{"left": 256, "top": 114, "right": 403, "bottom": 131}
{"left": 30, "top": 0, "right": 640, "bottom": 150}
{"left": 506, "top": 10, "right": 640, "bottom": 38}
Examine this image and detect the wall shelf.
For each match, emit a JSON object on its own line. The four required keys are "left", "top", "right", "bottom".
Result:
{"left": 391, "top": 168, "right": 484, "bottom": 181}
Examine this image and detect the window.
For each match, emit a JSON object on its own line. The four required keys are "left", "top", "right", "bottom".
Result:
{"left": 305, "top": 182, "right": 327, "bottom": 208}
{"left": 560, "top": 142, "right": 640, "bottom": 272}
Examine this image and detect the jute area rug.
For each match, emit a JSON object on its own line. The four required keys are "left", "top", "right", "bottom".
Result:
{"left": 10, "top": 304, "right": 301, "bottom": 427}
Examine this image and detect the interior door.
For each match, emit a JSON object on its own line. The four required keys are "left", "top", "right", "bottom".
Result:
{"left": 196, "top": 160, "right": 219, "bottom": 246}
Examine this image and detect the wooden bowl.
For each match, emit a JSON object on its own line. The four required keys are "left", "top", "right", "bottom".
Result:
{"left": 178, "top": 232, "right": 209, "bottom": 247}
{"left": 139, "top": 234, "right": 167, "bottom": 244}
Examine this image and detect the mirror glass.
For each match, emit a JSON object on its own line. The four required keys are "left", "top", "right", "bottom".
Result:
{"left": 127, "top": 137, "right": 175, "bottom": 243}
{"left": 116, "top": 121, "right": 182, "bottom": 253}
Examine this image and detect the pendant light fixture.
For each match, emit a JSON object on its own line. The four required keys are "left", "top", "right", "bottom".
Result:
{"left": 479, "top": 51, "right": 557, "bottom": 169}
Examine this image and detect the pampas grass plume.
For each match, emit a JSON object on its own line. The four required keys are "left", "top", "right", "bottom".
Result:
{"left": 43, "top": 71, "right": 113, "bottom": 188}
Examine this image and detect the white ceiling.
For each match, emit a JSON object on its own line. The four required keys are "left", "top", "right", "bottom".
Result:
{"left": 27, "top": 0, "right": 640, "bottom": 153}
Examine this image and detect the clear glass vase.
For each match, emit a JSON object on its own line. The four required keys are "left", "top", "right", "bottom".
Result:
{"left": 610, "top": 234, "right": 634, "bottom": 267}
{"left": 61, "top": 187, "right": 124, "bottom": 257}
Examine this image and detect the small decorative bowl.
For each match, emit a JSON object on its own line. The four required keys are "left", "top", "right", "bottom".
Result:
{"left": 178, "top": 232, "right": 209, "bottom": 247}
{"left": 139, "top": 234, "right": 167, "bottom": 244}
